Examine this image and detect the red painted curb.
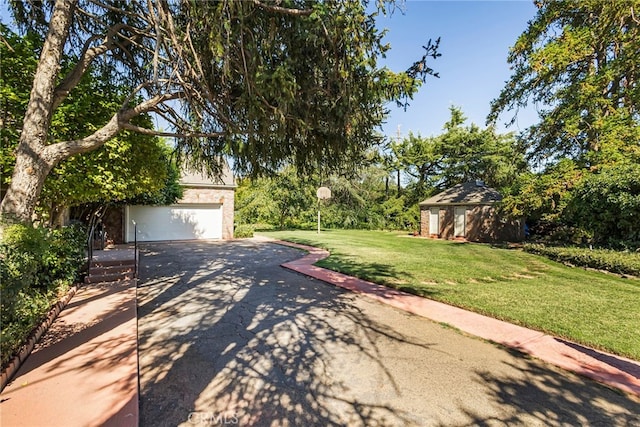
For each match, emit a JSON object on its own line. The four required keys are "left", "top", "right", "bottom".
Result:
{"left": 274, "top": 239, "right": 640, "bottom": 399}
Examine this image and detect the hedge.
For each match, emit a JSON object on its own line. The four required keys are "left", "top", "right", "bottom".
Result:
{"left": 0, "top": 223, "right": 86, "bottom": 368}
{"left": 234, "top": 224, "right": 255, "bottom": 238}
{"left": 524, "top": 244, "right": 640, "bottom": 277}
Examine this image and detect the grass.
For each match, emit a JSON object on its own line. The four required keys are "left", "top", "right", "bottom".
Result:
{"left": 261, "top": 229, "right": 640, "bottom": 361}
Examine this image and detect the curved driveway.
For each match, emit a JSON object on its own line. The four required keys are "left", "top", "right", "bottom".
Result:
{"left": 137, "top": 240, "right": 640, "bottom": 426}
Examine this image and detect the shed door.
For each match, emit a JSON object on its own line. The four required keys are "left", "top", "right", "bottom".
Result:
{"left": 454, "top": 207, "right": 466, "bottom": 237}
{"left": 429, "top": 207, "right": 440, "bottom": 236}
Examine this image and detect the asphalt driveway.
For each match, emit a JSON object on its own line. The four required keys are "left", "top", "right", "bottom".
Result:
{"left": 137, "top": 240, "right": 640, "bottom": 426}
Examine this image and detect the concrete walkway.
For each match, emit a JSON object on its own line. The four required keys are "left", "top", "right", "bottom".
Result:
{"left": 277, "top": 239, "right": 640, "bottom": 398}
{"left": 0, "top": 280, "right": 138, "bottom": 427}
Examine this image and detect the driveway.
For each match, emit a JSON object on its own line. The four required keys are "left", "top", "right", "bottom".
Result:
{"left": 137, "top": 240, "right": 640, "bottom": 426}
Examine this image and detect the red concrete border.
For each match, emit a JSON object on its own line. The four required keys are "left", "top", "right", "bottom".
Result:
{"left": 276, "top": 240, "right": 640, "bottom": 399}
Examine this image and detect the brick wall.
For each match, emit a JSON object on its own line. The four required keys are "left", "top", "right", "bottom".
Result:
{"left": 180, "top": 187, "right": 235, "bottom": 239}
{"left": 420, "top": 209, "right": 429, "bottom": 236}
{"left": 103, "top": 207, "right": 124, "bottom": 245}
{"left": 420, "top": 204, "right": 523, "bottom": 243}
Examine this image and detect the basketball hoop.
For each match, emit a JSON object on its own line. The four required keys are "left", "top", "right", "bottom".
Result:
{"left": 317, "top": 186, "right": 331, "bottom": 200}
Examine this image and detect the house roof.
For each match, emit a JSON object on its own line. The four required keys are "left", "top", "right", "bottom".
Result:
{"left": 180, "top": 162, "right": 236, "bottom": 188}
{"left": 419, "top": 181, "right": 502, "bottom": 206}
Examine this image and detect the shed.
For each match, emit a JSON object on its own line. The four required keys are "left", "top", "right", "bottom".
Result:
{"left": 419, "top": 181, "right": 523, "bottom": 242}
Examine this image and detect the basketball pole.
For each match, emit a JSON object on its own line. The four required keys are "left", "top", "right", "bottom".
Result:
{"left": 316, "top": 186, "right": 331, "bottom": 234}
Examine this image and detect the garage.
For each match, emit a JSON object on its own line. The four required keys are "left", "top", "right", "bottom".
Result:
{"left": 125, "top": 204, "right": 223, "bottom": 242}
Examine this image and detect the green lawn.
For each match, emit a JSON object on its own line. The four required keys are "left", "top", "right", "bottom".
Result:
{"left": 261, "top": 229, "right": 640, "bottom": 361}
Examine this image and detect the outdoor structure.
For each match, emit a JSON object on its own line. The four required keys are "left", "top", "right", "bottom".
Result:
{"left": 419, "top": 181, "right": 524, "bottom": 243}
{"left": 100, "top": 163, "right": 236, "bottom": 243}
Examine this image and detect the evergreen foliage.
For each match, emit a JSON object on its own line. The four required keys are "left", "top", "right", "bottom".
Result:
{"left": 490, "top": 1, "right": 640, "bottom": 248}
{"left": 1, "top": 0, "right": 440, "bottom": 222}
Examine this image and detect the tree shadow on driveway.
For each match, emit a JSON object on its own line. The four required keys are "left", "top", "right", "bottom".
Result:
{"left": 137, "top": 240, "right": 640, "bottom": 427}
{"left": 137, "top": 240, "right": 431, "bottom": 426}
{"left": 469, "top": 351, "right": 640, "bottom": 426}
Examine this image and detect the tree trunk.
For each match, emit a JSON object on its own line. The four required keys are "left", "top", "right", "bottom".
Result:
{"left": 0, "top": 0, "right": 77, "bottom": 223}
{"left": 1, "top": 150, "right": 59, "bottom": 223}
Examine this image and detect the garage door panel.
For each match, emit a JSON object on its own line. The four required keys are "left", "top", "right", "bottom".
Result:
{"left": 127, "top": 205, "right": 222, "bottom": 242}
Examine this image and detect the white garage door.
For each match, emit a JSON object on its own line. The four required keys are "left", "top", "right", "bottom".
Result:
{"left": 126, "top": 205, "right": 222, "bottom": 242}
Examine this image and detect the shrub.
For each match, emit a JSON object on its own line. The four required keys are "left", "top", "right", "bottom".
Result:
{"left": 524, "top": 244, "right": 640, "bottom": 277}
{"left": 234, "top": 224, "right": 255, "bottom": 238}
{"left": 252, "top": 223, "right": 275, "bottom": 231}
{"left": 0, "top": 224, "right": 48, "bottom": 292}
{"left": 565, "top": 162, "right": 640, "bottom": 248}
{"left": 0, "top": 222, "right": 86, "bottom": 368}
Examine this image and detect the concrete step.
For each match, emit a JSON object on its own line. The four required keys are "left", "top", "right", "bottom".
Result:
{"left": 85, "top": 248, "right": 138, "bottom": 284}
{"left": 89, "top": 265, "right": 134, "bottom": 275}
{"left": 90, "top": 259, "right": 136, "bottom": 269}
{"left": 84, "top": 271, "right": 136, "bottom": 284}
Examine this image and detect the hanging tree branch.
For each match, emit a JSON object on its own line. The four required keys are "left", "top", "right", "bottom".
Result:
{"left": 252, "top": 0, "right": 313, "bottom": 17}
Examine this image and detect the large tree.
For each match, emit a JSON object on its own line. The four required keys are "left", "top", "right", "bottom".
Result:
{"left": 1, "top": 0, "right": 439, "bottom": 223}
{"left": 393, "top": 106, "right": 527, "bottom": 193}
{"left": 0, "top": 24, "right": 179, "bottom": 224}
{"left": 487, "top": 1, "right": 640, "bottom": 246}
{"left": 488, "top": 0, "right": 640, "bottom": 164}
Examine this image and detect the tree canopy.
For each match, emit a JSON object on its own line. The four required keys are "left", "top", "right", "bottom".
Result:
{"left": 488, "top": 0, "right": 640, "bottom": 165}
{"left": 393, "top": 106, "right": 527, "bottom": 193}
{"left": 1, "top": 0, "right": 439, "bottom": 223}
{"left": 490, "top": 1, "right": 640, "bottom": 247}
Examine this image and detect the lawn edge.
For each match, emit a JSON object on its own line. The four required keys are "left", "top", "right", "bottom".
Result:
{"left": 271, "top": 238, "right": 640, "bottom": 400}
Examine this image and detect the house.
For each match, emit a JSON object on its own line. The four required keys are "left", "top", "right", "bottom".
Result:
{"left": 419, "top": 181, "right": 523, "bottom": 243}
{"left": 100, "top": 163, "right": 236, "bottom": 243}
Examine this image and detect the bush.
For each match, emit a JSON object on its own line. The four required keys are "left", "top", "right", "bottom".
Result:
{"left": 252, "top": 223, "right": 275, "bottom": 231}
{"left": 565, "top": 162, "right": 640, "bottom": 248}
{"left": 0, "top": 224, "right": 48, "bottom": 292}
{"left": 0, "top": 222, "right": 86, "bottom": 368}
{"left": 524, "top": 243, "right": 640, "bottom": 277}
{"left": 234, "top": 224, "right": 255, "bottom": 238}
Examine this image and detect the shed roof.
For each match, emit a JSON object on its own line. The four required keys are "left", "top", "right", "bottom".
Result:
{"left": 419, "top": 181, "right": 502, "bottom": 206}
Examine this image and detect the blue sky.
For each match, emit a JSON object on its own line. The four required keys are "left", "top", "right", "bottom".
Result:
{"left": 378, "top": 0, "right": 539, "bottom": 139}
